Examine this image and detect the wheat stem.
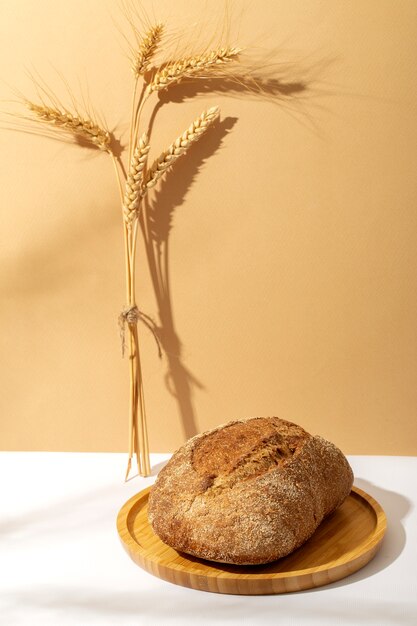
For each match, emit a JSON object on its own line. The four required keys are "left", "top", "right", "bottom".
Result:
{"left": 129, "top": 325, "right": 143, "bottom": 475}
{"left": 131, "top": 220, "right": 140, "bottom": 303}
{"left": 133, "top": 96, "right": 147, "bottom": 153}
{"left": 133, "top": 325, "right": 151, "bottom": 475}
{"left": 111, "top": 154, "right": 125, "bottom": 203}
{"left": 128, "top": 78, "right": 139, "bottom": 166}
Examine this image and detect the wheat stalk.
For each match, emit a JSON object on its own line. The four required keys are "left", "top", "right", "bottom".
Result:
{"left": 145, "top": 46, "right": 242, "bottom": 95}
{"left": 12, "top": 6, "right": 248, "bottom": 481}
{"left": 123, "top": 132, "right": 150, "bottom": 226}
{"left": 143, "top": 106, "right": 220, "bottom": 193}
{"left": 25, "top": 101, "right": 112, "bottom": 152}
{"left": 132, "top": 24, "right": 164, "bottom": 76}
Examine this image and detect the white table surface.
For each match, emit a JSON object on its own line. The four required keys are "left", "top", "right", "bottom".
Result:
{"left": 0, "top": 453, "right": 416, "bottom": 626}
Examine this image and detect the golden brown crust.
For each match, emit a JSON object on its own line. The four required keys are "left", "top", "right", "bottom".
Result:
{"left": 148, "top": 417, "right": 354, "bottom": 565}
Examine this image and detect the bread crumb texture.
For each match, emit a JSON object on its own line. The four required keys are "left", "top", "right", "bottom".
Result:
{"left": 148, "top": 417, "right": 354, "bottom": 564}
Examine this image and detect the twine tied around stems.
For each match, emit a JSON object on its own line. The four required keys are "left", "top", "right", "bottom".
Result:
{"left": 118, "top": 306, "right": 162, "bottom": 359}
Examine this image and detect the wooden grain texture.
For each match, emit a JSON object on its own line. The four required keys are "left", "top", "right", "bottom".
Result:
{"left": 117, "top": 486, "right": 386, "bottom": 595}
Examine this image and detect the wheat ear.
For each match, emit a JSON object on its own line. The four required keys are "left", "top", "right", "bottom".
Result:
{"left": 123, "top": 132, "right": 150, "bottom": 225}
{"left": 142, "top": 106, "right": 219, "bottom": 193}
{"left": 132, "top": 24, "right": 164, "bottom": 76}
{"left": 25, "top": 101, "right": 112, "bottom": 152}
{"left": 145, "top": 47, "right": 242, "bottom": 95}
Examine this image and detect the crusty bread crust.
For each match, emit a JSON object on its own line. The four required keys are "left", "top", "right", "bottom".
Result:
{"left": 148, "top": 417, "right": 354, "bottom": 565}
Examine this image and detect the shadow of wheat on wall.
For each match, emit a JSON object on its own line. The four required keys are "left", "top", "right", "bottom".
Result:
{"left": 140, "top": 116, "right": 237, "bottom": 440}
{"left": 139, "top": 67, "right": 310, "bottom": 441}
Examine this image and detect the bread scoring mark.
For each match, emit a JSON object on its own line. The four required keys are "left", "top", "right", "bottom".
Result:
{"left": 191, "top": 418, "right": 310, "bottom": 496}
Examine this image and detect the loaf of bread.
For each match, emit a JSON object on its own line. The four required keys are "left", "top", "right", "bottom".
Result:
{"left": 148, "top": 417, "right": 353, "bottom": 565}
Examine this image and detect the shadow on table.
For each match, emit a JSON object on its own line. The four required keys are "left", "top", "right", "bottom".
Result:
{"left": 1, "top": 475, "right": 410, "bottom": 626}
{"left": 1, "top": 481, "right": 413, "bottom": 623}
{"left": 301, "top": 477, "right": 410, "bottom": 592}
{"left": 3, "top": 586, "right": 416, "bottom": 625}
{"left": 0, "top": 458, "right": 167, "bottom": 538}
{"left": 124, "top": 458, "right": 168, "bottom": 482}
{"left": 151, "top": 459, "right": 169, "bottom": 476}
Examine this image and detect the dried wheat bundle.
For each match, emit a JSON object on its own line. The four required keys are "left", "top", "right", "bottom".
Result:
{"left": 11, "top": 3, "right": 253, "bottom": 479}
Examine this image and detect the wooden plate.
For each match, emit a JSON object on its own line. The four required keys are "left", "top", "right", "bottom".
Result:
{"left": 117, "top": 486, "right": 386, "bottom": 595}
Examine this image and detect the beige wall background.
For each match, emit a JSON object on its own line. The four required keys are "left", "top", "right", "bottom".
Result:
{"left": 1, "top": 0, "right": 416, "bottom": 455}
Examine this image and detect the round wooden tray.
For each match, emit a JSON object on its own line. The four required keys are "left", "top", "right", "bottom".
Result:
{"left": 117, "top": 485, "right": 386, "bottom": 595}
